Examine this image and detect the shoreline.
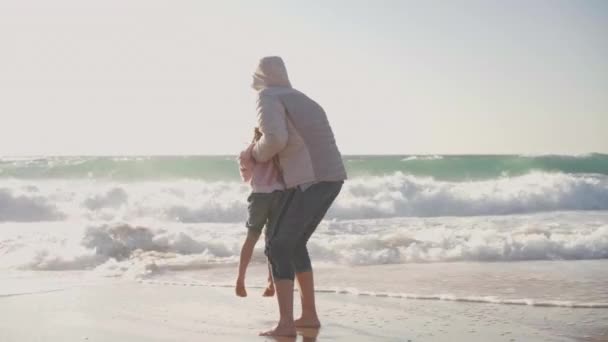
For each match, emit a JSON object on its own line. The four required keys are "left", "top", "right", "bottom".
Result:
{"left": 1, "top": 278, "right": 605, "bottom": 341}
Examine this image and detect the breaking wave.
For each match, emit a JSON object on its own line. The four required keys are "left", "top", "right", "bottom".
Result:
{"left": 0, "top": 171, "right": 607, "bottom": 223}
{"left": 2, "top": 214, "right": 607, "bottom": 273}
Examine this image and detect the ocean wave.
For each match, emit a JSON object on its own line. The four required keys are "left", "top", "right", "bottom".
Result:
{"left": 82, "top": 224, "right": 234, "bottom": 259}
{"left": 83, "top": 188, "right": 128, "bottom": 210}
{"left": 401, "top": 155, "right": 443, "bottom": 161}
{"left": 7, "top": 223, "right": 238, "bottom": 273}
{"left": 329, "top": 171, "right": 608, "bottom": 219}
{"left": 0, "top": 188, "right": 64, "bottom": 222}
{"left": 517, "top": 152, "right": 606, "bottom": 158}
{"left": 0, "top": 172, "right": 607, "bottom": 223}
{"left": 310, "top": 218, "right": 608, "bottom": 264}
{"left": 2, "top": 154, "right": 608, "bottom": 181}
{"left": 3, "top": 214, "right": 607, "bottom": 274}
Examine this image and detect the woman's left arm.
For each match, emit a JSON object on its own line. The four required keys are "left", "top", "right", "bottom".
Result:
{"left": 252, "top": 92, "right": 288, "bottom": 163}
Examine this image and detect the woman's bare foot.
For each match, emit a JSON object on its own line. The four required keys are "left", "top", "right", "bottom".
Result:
{"left": 259, "top": 321, "right": 297, "bottom": 336}
{"left": 262, "top": 282, "right": 275, "bottom": 297}
{"left": 235, "top": 279, "right": 247, "bottom": 297}
{"left": 294, "top": 316, "right": 321, "bottom": 328}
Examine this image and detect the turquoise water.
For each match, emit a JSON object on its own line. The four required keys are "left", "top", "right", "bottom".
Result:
{"left": 1, "top": 154, "right": 607, "bottom": 181}
{"left": 1, "top": 153, "right": 607, "bottom": 307}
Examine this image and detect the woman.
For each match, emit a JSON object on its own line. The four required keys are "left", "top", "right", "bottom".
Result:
{"left": 250, "top": 56, "right": 347, "bottom": 337}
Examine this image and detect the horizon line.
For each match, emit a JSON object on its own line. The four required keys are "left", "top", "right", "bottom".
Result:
{"left": 1, "top": 152, "right": 606, "bottom": 158}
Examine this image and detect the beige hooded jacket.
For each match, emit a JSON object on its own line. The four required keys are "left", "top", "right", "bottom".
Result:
{"left": 251, "top": 56, "right": 347, "bottom": 189}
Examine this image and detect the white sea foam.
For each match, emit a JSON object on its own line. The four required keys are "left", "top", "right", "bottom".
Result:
{"left": 136, "top": 280, "right": 608, "bottom": 309}
{"left": 0, "top": 188, "right": 64, "bottom": 222}
{"left": 2, "top": 165, "right": 607, "bottom": 310}
{"left": 1, "top": 172, "right": 607, "bottom": 276}
{"left": 0, "top": 223, "right": 239, "bottom": 273}
{"left": 330, "top": 172, "right": 608, "bottom": 219}
{"left": 401, "top": 155, "right": 443, "bottom": 161}
{"left": 2, "top": 212, "right": 607, "bottom": 274}
{"left": 316, "top": 288, "right": 608, "bottom": 308}
{"left": 0, "top": 172, "right": 607, "bottom": 223}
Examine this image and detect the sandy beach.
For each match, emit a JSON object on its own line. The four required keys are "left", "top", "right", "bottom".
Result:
{"left": 1, "top": 269, "right": 606, "bottom": 342}
{"left": 2, "top": 0, "right": 608, "bottom": 339}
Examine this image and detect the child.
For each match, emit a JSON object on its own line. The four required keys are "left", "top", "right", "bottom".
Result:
{"left": 235, "top": 128, "right": 284, "bottom": 297}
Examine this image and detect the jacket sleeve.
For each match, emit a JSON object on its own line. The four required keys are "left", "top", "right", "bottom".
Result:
{"left": 252, "top": 93, "right": 288, "bottom": 163}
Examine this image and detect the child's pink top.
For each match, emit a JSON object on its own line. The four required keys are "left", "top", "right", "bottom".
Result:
{"left": 238, "top": 144, "right": 284, "bottom": 193}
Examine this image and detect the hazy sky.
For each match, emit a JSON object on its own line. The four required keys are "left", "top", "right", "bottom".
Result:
{"left": 0, "top": 0, "right": 606, "bottom": 155}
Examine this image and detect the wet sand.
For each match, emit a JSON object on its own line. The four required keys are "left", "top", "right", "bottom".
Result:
{"left": 0, "top": 277, "right": 604, "bottom": 342}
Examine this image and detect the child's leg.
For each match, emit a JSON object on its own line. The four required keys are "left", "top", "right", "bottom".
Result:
{"left": 236, "top": 230, "right": 261, "bottom": 297}
{"left": 267, "top": 262, "right": 273, "bottom": 283}
{"left": 262, "top": 260, "right": 275, "bottom": 297}
{"left": 238, "top": 191, "right": 276, "bottom": 297}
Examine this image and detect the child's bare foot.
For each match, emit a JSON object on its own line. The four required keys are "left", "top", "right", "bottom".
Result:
{"left": 235, "top": 280, "right": 247, "bottom": 297}
{"left": 262, "top": 282, "right": 275, "bottom": 297}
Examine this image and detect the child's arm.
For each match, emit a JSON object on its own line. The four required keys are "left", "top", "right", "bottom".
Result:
{"left": 238, "top": 144, "right": 255, "bottom": 182}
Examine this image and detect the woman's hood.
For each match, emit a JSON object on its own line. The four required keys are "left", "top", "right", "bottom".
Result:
{"left": 252, "top": 56, "right": 292, "bottom": 90}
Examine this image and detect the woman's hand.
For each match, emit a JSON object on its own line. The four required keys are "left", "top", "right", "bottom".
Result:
{"left": 253, "top": 127, "right": 263, "bottom": 142}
